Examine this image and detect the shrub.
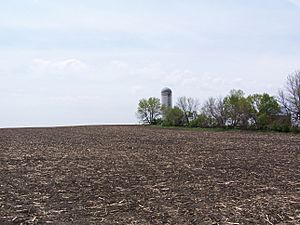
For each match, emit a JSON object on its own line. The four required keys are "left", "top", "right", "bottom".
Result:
{"left": 162, "top": 107, "right": 185, "bottom": 126}
{"left": 189, "top": 114, "right": 210, "bottom": 128}
{"left": 267, "top": 115, "right": 291, "bottom": 132}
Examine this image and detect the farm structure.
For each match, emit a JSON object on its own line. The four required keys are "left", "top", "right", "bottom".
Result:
{"left": 161, "top": 87, "right": 172, "bottom": 108}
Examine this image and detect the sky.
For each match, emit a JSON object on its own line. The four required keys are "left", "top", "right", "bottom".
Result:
{"left": 1, "top": 0, "right": 300, "bottom": 127}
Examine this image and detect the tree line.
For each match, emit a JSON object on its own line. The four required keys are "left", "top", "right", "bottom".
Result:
{"left": 136, "top": 71, "right": 300, "bottom": 132}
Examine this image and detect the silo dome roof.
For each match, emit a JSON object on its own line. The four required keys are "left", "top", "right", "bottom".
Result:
{"left": 161, "top": 87, "right": 172, "bottom": 94}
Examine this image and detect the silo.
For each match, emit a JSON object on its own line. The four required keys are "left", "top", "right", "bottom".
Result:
{"left": 161, "top": 87, "right": 172, "bottom": 108}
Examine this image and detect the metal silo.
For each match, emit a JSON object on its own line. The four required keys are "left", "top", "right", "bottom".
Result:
{"left": 161, "top": 87, "right": 172, "bottom": 108}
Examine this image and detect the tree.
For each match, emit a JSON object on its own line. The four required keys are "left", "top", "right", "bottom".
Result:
{"left": 278, "top": 71, "right": 300, "bottom": 125}
{"left": 202, "top": 97, "right": 226, "bottom": 127}
{"left": 250, "top": 93, "right": 280, "bottom": 115}
{"left": 162, "top": 107, "right": 185, "bottom": 126}
{"left": 249, "top": 93, "right": 281, "bottom": 129}
{"left": 136, "top": 97, "right": 161, "bottom": 124}
{"left": 176, "top": 96, "right": 199, "bottom": 125}
{"left": 223, "top": 89, "right": 254, "bottom": 128}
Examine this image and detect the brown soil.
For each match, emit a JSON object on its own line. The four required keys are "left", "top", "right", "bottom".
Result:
{"left": 0, "top": 125, "right": 299, "bottom": 225}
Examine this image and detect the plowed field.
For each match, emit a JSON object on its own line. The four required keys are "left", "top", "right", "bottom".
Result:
{"left": 0, "top": 125, "right": 299, "bottom": 224}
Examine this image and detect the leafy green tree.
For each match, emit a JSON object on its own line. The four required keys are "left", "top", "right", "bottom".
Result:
{"left": 162, "top": 107, "right": 185, "bottom": 126}
{"left": 136, "top": 97, "right": 161, "bottom": 124}
{"left": 223, "top": 89, "right": 254, "bottom": 128}
{"left": 249, "top": 93, "right": 281, "bottom": 129}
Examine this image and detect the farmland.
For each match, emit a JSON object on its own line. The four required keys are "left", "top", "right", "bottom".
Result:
{"left": 0, "top": 125, "right": 299, "bottom": 224}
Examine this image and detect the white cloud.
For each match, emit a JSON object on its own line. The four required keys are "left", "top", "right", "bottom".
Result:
{"left": 33, "top": 58, "right": 88, "bottom": 71}
{"left": 287, "top": 0, "right": 300, "bottom": 7}
{"left": 30, "top": 58, "right": 93, "bottom": 79}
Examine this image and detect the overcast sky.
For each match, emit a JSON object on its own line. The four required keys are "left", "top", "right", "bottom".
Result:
{"left": 1, "top": 0, "right": 300, "bottom": 127}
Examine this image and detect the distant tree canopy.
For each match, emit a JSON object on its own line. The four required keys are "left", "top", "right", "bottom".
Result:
{"left": 136, "top": 71, "right": 300, "bottom": 132}
{"left": 223, "top": 89, "right": 254, "bottom": 128}
{"left": 136, "top": 97, "right": 161, "bottom": 125}
{"left": 249, "top": 93, "right": 281, "bottom": 129}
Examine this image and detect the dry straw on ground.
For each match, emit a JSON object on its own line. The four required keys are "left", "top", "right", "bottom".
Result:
{"left": 0, "top": 126, "right": 299, "bottom": 224}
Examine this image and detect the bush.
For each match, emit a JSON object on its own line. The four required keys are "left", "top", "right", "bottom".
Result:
{"left": 162, "top": 107, "right": 185, "bottom": 126}
{"left": 152, "top": 118, "right": 163, "bottom": 125}
{"left": 189, "top": 114, "right": 210, "bottom": 128}
{"left": 267, "top": 115, "right": 291, "bottom": 132}
{"left": 270, "top": 124, "right": 290, "bottom": 132}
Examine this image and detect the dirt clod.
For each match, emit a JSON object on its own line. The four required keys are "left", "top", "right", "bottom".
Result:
{"left": 0, "top": 125, "right": 299, "bottom": 224}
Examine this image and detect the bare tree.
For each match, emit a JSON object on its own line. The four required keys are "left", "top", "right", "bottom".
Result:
{"left": 176, "top": 96, "right": 199, "bottom": 125}
{"left": 278, "top": 71, "right": 300, "bottom": 125}
{"left": 202, "top": 97, "right": 226, "bottom": 127}
{"left": 278, "top": 90, "right": 290, "bottom": 114}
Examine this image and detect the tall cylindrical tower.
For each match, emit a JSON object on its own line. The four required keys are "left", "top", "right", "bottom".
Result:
{"left": 161, "top": 87, "right": 172, "bottom": 108}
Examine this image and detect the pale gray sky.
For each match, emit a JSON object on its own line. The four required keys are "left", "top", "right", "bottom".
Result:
{"left": 1, "top": 0, "right": 300, "bottom": 127}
